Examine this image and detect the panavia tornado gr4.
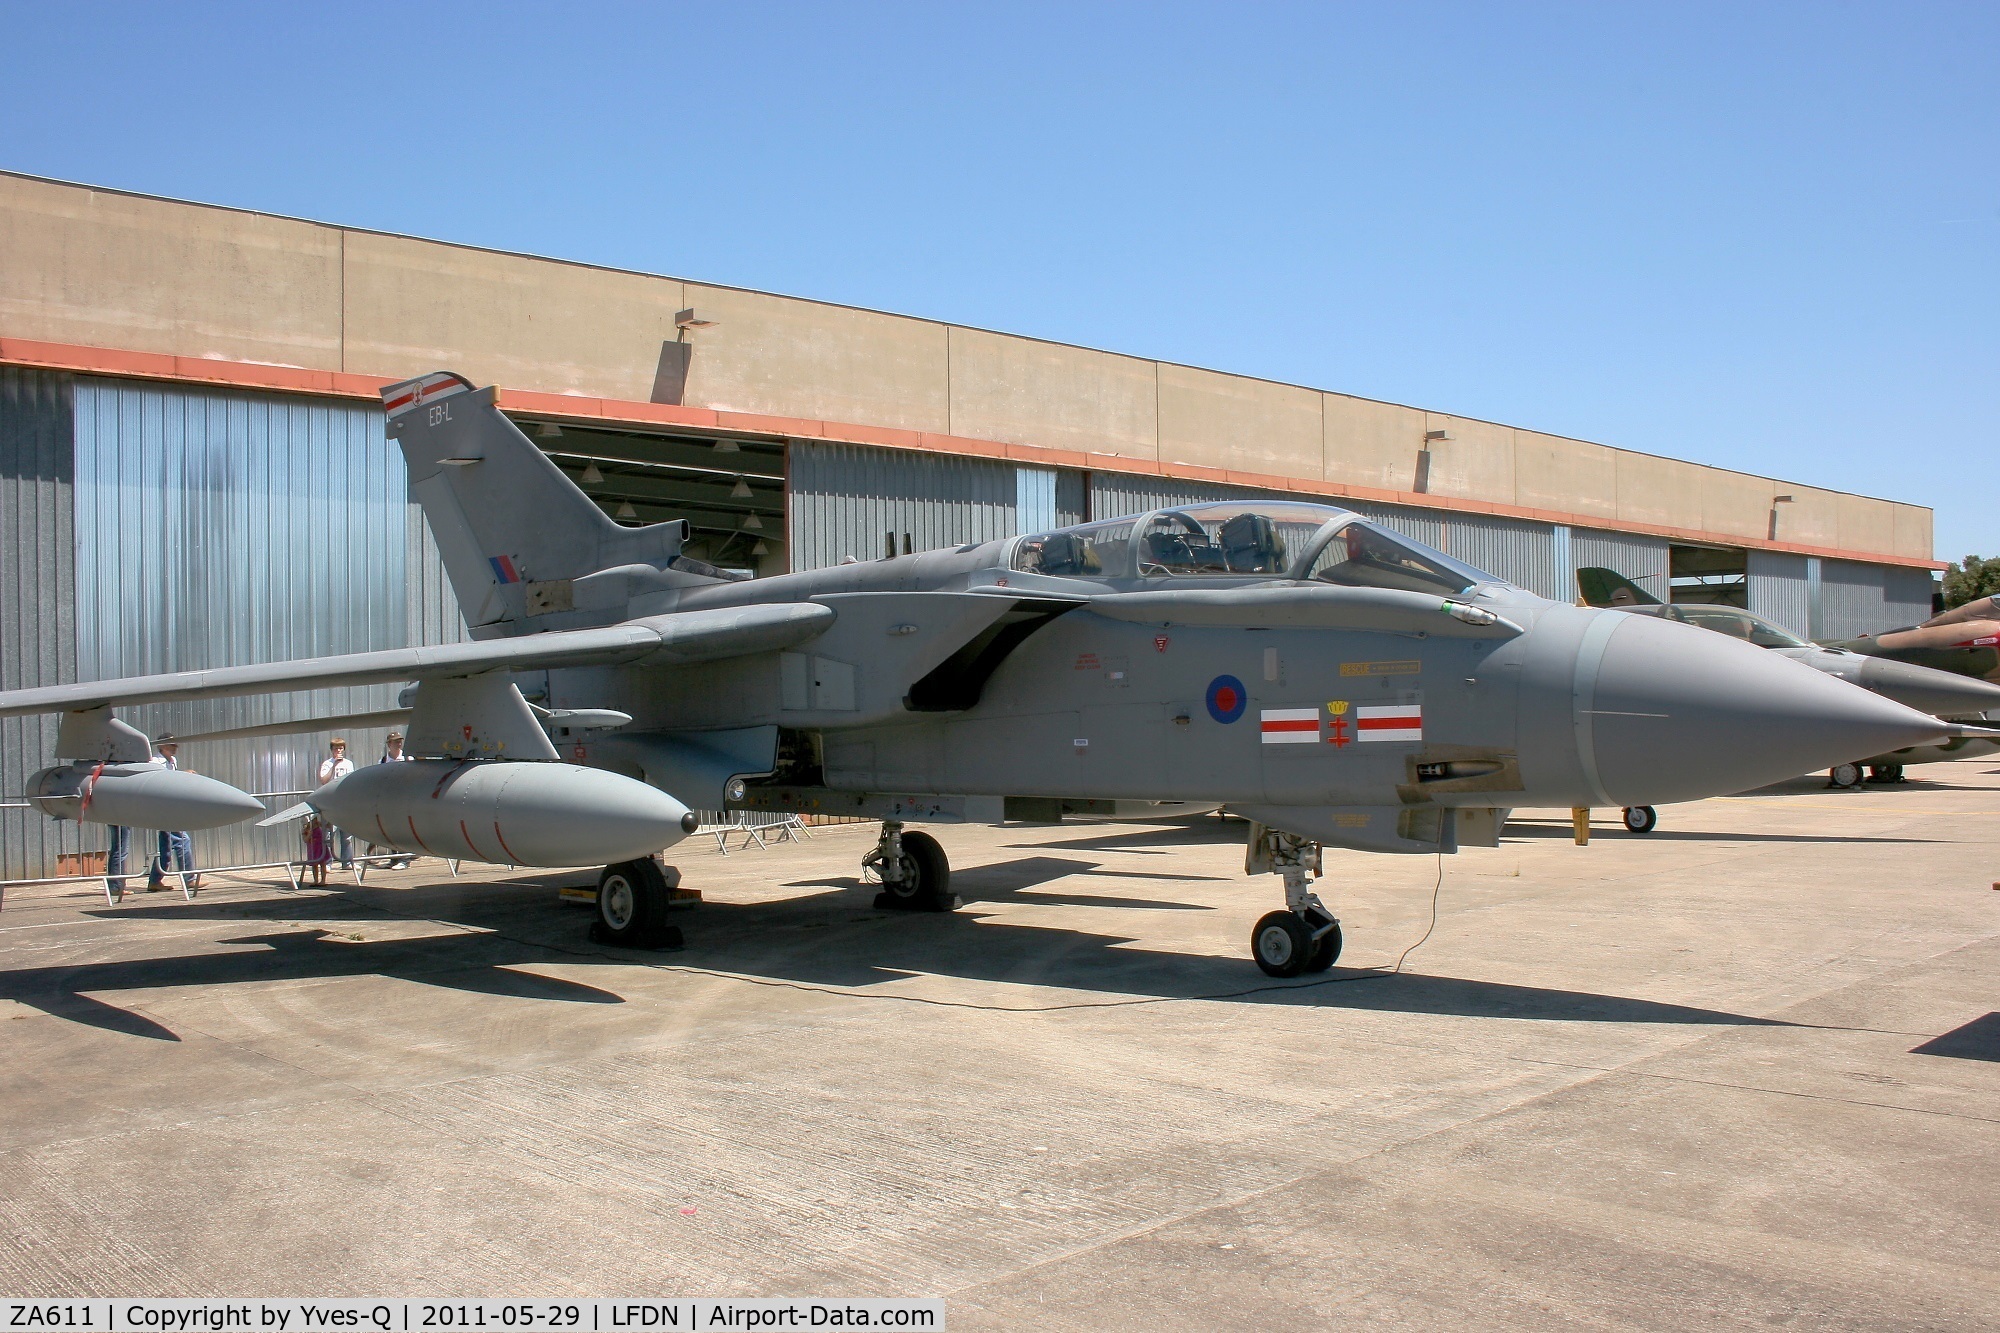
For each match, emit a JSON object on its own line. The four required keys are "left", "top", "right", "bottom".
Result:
{"left": 0, "top": 374, "right": 1973, "bottom": 977}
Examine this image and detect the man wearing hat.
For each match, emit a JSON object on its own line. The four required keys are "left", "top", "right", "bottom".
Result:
{"left": 368, "top": 729, "right": 415, "bottom": 868}
{"left": 145, "top": 734, "right": 198, "bottom": 891}
{"left": 317, "top": 737, "right": 355, "bottom": 869}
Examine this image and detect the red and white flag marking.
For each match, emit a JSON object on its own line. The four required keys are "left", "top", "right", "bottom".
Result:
{"left": 1356, "top": 704, "right": 1422, "bottom": 742}
{"left": 1259, "top": 708, "right": 1320, "bottom": 744}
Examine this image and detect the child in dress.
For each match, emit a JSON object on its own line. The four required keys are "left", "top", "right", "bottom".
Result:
{"left": 302, "top": 815, "right": 332, "bottom": 886}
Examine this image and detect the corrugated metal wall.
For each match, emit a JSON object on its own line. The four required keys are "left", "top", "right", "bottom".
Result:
{"left": 1747, "top": 551, "right": 1811, "bottom": 636}
{"left": 1, "top": 377, "right": 464, "bottom": 879}
{"left": 1087, "top": 472, "right": 1291, "bottom": 521}
{"left": 1882, "top": 566, "right": 1937, "bottom": 629}
{"left": 1572, "top": 528, "right": 1672, "bottom": 605}
{"left": 1441, "top": 515, "right": 1559, "bottom": 599}
{"left": 788, "top": 442, "right": 1022, "bottom": 570}
{"left": 1816, "top": 558, "right": 1935, "bottom": 640}
{"left": 0, "top": 368, "right": 77, "bottom": 880}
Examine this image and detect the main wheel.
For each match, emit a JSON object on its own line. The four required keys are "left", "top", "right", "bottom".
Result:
{"left": 1829, "top": 763, "right": 1863, "bottom": 789}
{"left": 1252, "top": 910, "right": 1312, "bottom": 978}
{"left": 875, "top": 830, "right": 954, "bottom": 912}
{"left": 1622, "top": 805, "right": 1659, "bottom": 834}
{"left": 1303, "top": 919, "right": 1342, "bottom": 973}
{"left": 593, "top": 859, "right": 682, "bottom": 948}
{"left": 1867, "top": 763, "right": 1905, "bottom": 784}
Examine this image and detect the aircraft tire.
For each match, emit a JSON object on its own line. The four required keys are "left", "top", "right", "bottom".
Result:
{"left": 875, "top": 831, "right": 954, "bottom": 912}
{"left": 1252, "top": 910, "right": 1312, "bottom": 978}
{"left": 1867, "top": 763, "right": 1905, "bottom": 784}
{"left": 1303, "top": 920, "right": 1342, "bottom": 972}
{"left": 592, "top": 858, "right": 681, "bottom": 948}
{"left": 1829, "top": 763, "right": 1864, "bottom": 790}
{"left": 1621, "top": 805, "right": 1659, "bottom": 834}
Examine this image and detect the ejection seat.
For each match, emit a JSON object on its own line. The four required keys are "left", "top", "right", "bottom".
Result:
{"left": 1219, "top": 512, "right": 1287, "bottom": 573}
{"left": 1036, "top": 531, "right": 1102, "bottom": 577}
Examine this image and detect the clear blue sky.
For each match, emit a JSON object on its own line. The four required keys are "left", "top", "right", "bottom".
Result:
{"left": 4, "top": 2, "right": 1994, "bottom": 562}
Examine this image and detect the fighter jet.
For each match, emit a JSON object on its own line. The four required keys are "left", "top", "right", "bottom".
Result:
{"left": 1578, "top": 568, "right": 2000, "bottom": 788}
{"left": 1823, "top": 594, "right": 2000, "bottom": 686}
{"left": 0, "top": 374, "right": 1972, "bottom": 978}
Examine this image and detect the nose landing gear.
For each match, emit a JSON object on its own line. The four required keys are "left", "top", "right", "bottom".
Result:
{"left": 1246, "top": 824, "right": 1341, "bottom": 978}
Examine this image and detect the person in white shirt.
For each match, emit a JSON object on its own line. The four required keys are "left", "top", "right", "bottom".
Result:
{"left": 317, "top": 737, "right": 355, "bottom": 868}
{"left": 146, "top": 736, "right": 198, "bottom": 891}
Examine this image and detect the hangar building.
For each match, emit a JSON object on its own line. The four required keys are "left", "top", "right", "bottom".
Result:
{"left": 0, "top": 170, "right": 1943, "bottom": 879}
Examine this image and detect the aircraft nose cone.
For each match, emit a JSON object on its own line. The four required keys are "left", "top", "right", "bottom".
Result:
{"left": 1580, "top": 611, "right": 1950, "bottom": 805}
{"left": 1856, "top": 654, "right": 2000, "bottom": 718}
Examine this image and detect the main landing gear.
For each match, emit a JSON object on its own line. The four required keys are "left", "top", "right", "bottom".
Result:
{"left": 591, "top": 858, "right": 684, "bottom": 949}
{"left": 864, "top": 821, "right": 959, "bottom": 912}
{"left": 1247, "top": 826, "right": 1341, "bottom": 978}
{"left": 1828, "top": 763, "right": 1864, "bottom": 790}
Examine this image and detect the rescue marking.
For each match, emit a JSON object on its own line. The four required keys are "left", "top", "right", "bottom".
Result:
{"left": 1206, "top": 675, "right": 1247, "bottom": 724}
{"left": 1260, "top": 708, "right": 1320, "bottom": 744}
{"left": 1356, "top": 704, "right": 1423, "bottom": 742}
{"left": 1340, "top": 660, "right": 1421, "bottom": 677}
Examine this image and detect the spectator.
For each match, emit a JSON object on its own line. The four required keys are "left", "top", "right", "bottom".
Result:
{"left": 146, "top": 735, "right": 199, "bottom": 891}
{"left": 106, "top": 823, "right": 129, "bottom": 895}
{"left": 317, "top": 737, "right": 355, "bottom": 869}
{"left": 301, "top": 814, "right": 332, "bottom": 886}
{"left": 369, "top": 729, "right": 415, "bottom": 868}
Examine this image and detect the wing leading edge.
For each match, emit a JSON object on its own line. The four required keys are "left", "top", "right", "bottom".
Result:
{"left": 0, "top": 603, "right": 834, "bottom": 719}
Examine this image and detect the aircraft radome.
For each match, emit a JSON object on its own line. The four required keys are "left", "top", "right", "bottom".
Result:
{"left": 0, "top": 374, "right": 1974, "bottom": 977}
{"left": 1578, "top": 568, "right": 2000, "bottom": 795}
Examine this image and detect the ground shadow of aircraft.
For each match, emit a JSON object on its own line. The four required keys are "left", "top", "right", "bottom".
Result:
{"left": 7, "top": 859, "right": 1791, "bottom": 1039}
{"left": 1501, "top": 823, "right": 1937, "bottom": 845}
{"left": 1, "top": 906, "right": 624, "bottom": 1040}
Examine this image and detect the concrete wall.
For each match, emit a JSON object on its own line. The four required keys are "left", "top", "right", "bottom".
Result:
{"left": 0, "top": 171, "right": 1934, "bottom": 563}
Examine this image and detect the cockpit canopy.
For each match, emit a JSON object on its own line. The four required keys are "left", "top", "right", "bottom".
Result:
{"left": 1615, "top": 602, "right": 1812, "bottom": 649}
{"left": 1008, "top": 501, "right": 1500, "bottom": 594}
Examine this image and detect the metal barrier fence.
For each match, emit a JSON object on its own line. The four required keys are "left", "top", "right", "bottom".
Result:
{"left": 0, "top": 798, "right": 872, "bottom": 903}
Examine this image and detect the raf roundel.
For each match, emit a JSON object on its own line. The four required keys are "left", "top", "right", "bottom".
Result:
{"left": 1206, "top": 674, "right": 1248, "bottom": 724}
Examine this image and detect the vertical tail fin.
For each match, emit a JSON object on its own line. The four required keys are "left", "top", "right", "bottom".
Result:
{"left": 383, "top": 373, "right": 688, "bottom": 635}
{"left": 1576, "top": 566, "right": 1663, "bottom": 607}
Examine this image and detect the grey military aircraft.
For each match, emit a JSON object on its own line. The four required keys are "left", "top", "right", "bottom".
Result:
{"left": 0, "top": 373, "right": 1974, "bottom": 977}
{"left": 1578, "top": 568, "right": 2000, "bottom": 789}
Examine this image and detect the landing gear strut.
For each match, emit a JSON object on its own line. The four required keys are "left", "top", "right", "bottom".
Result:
{"left": 864, "top": 822, "right": 958, "bottom": 912}
{"left": 591, "top": 858, "right": 683, "bottom": 949}
{"left": 1247, "top": 825, "right": 1340, "bottom": 978}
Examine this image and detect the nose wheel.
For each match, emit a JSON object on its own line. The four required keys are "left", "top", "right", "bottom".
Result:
{"left": 1251, "top": 908, "right": 1342, "bottom": 977}
{"left": 1245, "top": 823, "right": 1341, "bottom": 977}
{"left": 864, "top": 822, "right": 959, "bottom": 912}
